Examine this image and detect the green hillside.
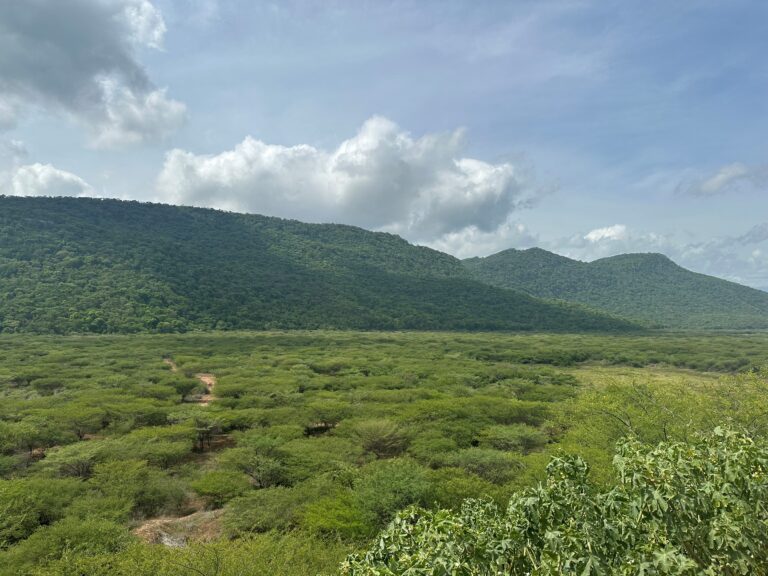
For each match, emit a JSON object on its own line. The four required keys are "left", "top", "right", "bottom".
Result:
{"left": 0, "top": 196, "right": 634, "bottom": 334}
{"left": 464, "top": 247, "right": 768, "bottom": 329}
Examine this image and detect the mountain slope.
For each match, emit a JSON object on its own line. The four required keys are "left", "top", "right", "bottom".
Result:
{"left": 464, "top": 248, "right": 768, "bottom": 329}
{"left": 0, "top": 196, "right": 635, "bottom": 334}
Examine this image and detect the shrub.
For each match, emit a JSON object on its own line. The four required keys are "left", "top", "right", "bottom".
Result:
{"left": 353, "top": 419, "right": 409, "bottom": 458}
{"left": 437, "top": 448, "right": 524, "bottom": 484}
{"left": 353, "top": 458, "right": 430, "bottom": 527}
{"left": 1, "top": 517, "right": 134, "bottom": 573}
{"left": 343, "top": 428, "right": 768, "bottom": 575}
{"left": 480, "top": 423, "right": 549, "bottom": 454}
{"left": 191, "top": 471, "right": 250, "bottom": 508}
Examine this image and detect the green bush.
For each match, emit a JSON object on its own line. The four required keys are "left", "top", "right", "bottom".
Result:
{"left": 191, "top": 471, "right": 250, "bottom": 508}
{"left": 343, "top": 428, "right": 768, "bottom": 575}
{"left": 0, "top": 517, "right": 134, "bottom": 574}
{"left": 301, "top": 492, "right": 372, "bottom": 539}
{"left": 425, "top": 467, "right": 502, "bottom": 510}
{"left": 437, "top": 448, "right": 524, "bottom": 484}
{"left": 353, "top": 419, "right": 409, "bottom": 458}
{"left": 224, "top": 486, "right": 314, "bottom": 535}
{"left": 218, "top": 448, "right": 288, "bottom": 488}
{"left": 0, "top": 479, "right": 83, "bottom": 547}
{"left": 353, "top": 458, "right": 430, "bottom": 527}
{"left": 480, "top": 423, "right": 549, "bottom": 454}
{"left": 34, "top": 532, "right": 351, "bottom": 576}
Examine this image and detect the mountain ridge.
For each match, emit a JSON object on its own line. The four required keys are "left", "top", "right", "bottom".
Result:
{"left": 464, "top": 247, "right": 768, "bottom": 329}
{"left": 0, "top": 196, "right": 634, "bottom": 334}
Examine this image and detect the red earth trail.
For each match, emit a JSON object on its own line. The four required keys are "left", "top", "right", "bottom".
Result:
{"left": 163, "top": 357, "right": 217, "bottom": 405}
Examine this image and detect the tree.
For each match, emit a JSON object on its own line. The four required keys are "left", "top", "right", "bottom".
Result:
{"left": 218, "top": 448, "right": 287, "bottom": 488}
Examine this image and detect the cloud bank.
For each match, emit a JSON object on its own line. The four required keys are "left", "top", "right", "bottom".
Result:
{"left": 156, "top": 116, "right": 543, "bottom": 244}
{"left": 4, "top": 163, "right": 95, "bottom": 198}
{"left": 0, "top": 0, "right": 185, "bottom": 147}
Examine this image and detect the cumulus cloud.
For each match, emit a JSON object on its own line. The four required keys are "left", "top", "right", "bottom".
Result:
{"left": 426, "top": 219, "right": 539, "bottom": 259}
{"left": 156, "top": 116, "right": 543, "bottom": 244}
{"left": 584, "top": 224, "right": 627, "bottom": 243}
{"left": 0, "top": 0, "right": 185, "bottom": 147}
{"left": 553, "top": 225, "right": 671, "bottom": 263}
{"left": 4, "top": 163, "right": 96, "bottom": 198}
{"left": 678, "top": 162, "right": 768, "bottom": 196}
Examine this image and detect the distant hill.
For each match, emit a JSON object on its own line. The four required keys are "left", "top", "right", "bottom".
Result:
{"left": 0, "top": 197, "right": 635, "bottom": 334}
{"left": 464, "top": 247, "right": 768, "bottom": 329}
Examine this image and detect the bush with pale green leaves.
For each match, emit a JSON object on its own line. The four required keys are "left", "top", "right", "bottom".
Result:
{"left": 342, "top": 428, "right": 768, "bottom": 575}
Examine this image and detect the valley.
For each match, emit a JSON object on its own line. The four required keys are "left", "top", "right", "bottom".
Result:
{"left": 1, "top": 330, "right": 767, "bottom": 574}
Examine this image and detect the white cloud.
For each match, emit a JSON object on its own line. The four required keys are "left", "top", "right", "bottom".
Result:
{"left": 122, "top": 0, "right": 167, "bottom": 48}
{"left": 5, "top": 163, "right": 95, "bottom": 198}
{"left": 426, "top": 219, "right": 538, "bottom": 259}
{"left": 156, "top": 116, "right": 543, "bottom": 245}
{"left": 0, "top": 0, "right": 185, "bottom": 147}
{"left": 584, "top": 224, "right": 627, "bottom": 243}
{"left": 678, "top": 162, "right": 768, "bottom": 196}
{"left": 553, "top": 225, "right": 671, "bottom": 263}
{"left": 92, "top": 80, "right": 186, "bottom": 148}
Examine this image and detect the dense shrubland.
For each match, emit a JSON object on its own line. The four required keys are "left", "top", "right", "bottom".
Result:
{"left": 0, "top": 331, "right": 767, "bottom": 574}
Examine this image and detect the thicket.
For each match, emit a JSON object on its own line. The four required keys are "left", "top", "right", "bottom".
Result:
{"left": 0, "top": 331, "right": 767, "bottom": 574}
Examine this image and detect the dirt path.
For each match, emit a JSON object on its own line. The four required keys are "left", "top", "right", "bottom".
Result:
{"left": 163, "top": 357, "right": 178, "bottom": 372}
{"left": 133, "top": 509, "right": 223, "bottom": 547}
{"left": 139, "top": 360, "right": 223, "bottom": 548}
{"left": 195, "top": 373, "right": 216, "bottom": 406}
{"left": 163, "top": 357, "right": 217, "bottom": 405}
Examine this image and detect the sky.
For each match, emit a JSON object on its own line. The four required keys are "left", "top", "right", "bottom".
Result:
{"left": 1, "top": 0, "right": 766, "bottom": 288}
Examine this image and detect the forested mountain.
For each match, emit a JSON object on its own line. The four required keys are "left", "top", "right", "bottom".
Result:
{"left": 464, "top": 247, "right": 768, "bottom": 329}
{"left": 0, "top": 196, "right": 634, "bottom": 334}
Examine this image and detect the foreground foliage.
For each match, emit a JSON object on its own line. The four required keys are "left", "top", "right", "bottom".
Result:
{"left": 343, "top": 428, "right": 768, "bottom": 575}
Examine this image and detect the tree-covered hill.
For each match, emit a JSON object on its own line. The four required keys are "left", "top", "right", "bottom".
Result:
{"left": 464, "top": 247, "right": 768, "bottom": 329}
{"left": 0, "top": 196, "right": 634, "bottom": 334}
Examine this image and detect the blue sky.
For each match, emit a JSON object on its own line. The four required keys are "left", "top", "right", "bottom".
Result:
{"left": 1, "top": 0, "right": 766, "bottom": 287}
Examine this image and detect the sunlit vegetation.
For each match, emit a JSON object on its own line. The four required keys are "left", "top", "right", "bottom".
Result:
{"left": 1, "top": 331, "right": 767, "bottom": 574}
{"left": 465, "top": 247, "right": 768, "bottom": 329}
{"left": 345, "top": 428, "right": 768, "bottom": 575}
{"left": 0, "top": 196, "right": 634, "bottom": 334}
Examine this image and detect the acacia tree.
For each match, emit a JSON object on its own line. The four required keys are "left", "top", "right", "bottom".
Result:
{"left": 342, "top": 428, "right": 768, "bottom": 575}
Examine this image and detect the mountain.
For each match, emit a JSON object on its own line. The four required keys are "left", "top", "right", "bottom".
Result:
{"left": 0, "top": 196, "right": 635, "bottom": 334}
{"left": 464, "top": 247, "right": 768, "bottom": 329}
